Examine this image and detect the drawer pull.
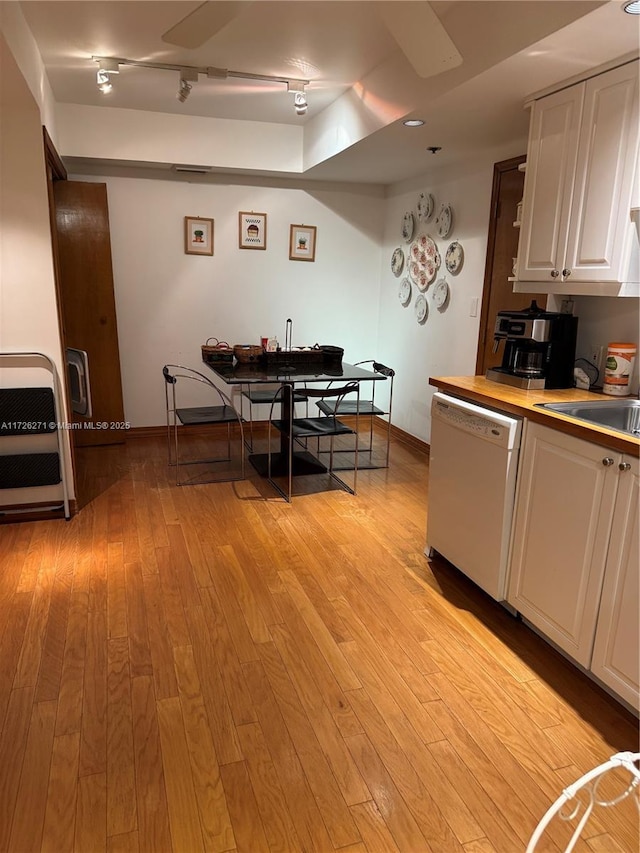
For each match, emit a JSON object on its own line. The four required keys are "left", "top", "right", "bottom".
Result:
{"left": 619, "top": 462, "right": 631, "bottom": 472}
{"left": 602, "top": 457, "right": 614, "bottom": 466}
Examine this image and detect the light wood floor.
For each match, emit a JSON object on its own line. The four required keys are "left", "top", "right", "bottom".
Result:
{"left": 0, "top": 433, "right": 637, "bottom": 853}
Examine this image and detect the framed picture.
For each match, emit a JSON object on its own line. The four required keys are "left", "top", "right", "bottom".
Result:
{"left": 289, "top": 224, "right": 317, "bottom": 262}
{"left": 184, "top": 216, "right": 214, "bottom": 255}
{"left": 238, "top": 211, "right": 267, "bottom": 250}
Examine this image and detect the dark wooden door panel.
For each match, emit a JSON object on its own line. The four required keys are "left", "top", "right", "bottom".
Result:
{"left": 476, "top": 157, "right": 547, "bottom": 375}
{"left": 53, "top": 181, "right": 125, "bottom": 446}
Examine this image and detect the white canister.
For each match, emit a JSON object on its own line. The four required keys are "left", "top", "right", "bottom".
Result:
{"left": 603, "top": 342, "right": 637, "bottom": 396}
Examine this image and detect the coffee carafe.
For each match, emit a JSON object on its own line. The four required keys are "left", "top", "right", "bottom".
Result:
{"left": 486, "top": 301, "right": 578, "bottom": 389}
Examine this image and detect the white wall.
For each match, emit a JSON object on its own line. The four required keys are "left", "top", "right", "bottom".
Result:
{"left": 57, "top": 103, "right": 303, "bottom": 173}
{"left": 378, "top": 142, "right": 527, "bottom": 443}
{"left": 0, "top": 33, "right": 73, "bottom": 504}
{"left": 572, "top": 295, "right": 640, "bottom": 393}
{"left": 70, "top": 172, "right": 386, "bottom": 427}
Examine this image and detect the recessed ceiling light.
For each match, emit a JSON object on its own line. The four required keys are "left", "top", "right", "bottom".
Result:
{"left": 403, "top": 119, "right": 425, "bottom": 127}
{"left": 623, "top": 0, "right": 640, "bottom": 12}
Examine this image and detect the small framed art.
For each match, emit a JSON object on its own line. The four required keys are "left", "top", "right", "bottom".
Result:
{"left": 239, "top": 211, "right": 267, "bottom": 250}
{"left": 184, "top": 216, "right": 214, "bottom": 255}
{"left": 289, "top": 224, "right": 317, "bottom": 262}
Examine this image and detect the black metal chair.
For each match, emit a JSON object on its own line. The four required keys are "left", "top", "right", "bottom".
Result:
{"left": 266, "top": 382, "right": 360, "bottom": 502}
{"left": 163, "top": 364, "right": 245, "bottom": 485}
{"left": 240, "top": 385, "right": 309, "bottom": 451}
{"left": 316, "top": 360, "right": 395, "bottom": 467}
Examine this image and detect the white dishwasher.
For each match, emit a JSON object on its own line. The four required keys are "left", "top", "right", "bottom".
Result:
{"left": 426, "top": 392, "right": 523, "bottom": 601}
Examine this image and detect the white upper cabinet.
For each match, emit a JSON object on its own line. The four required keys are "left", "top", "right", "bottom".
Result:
{"left": 516, "top": 60, "right": 639, "bottom": 296}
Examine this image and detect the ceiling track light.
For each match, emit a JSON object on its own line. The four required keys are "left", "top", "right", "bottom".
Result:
{"left": 294, "top": 91, "right": 308, "bottom": 115}
{"left": 96, "top": 69, "right": 113, "bottom": 94}
{"left": 177, "top": 78, "right": 192, "bottom": 102}
{"left": 91, "top": 56, "right": 310, "bottom": 109}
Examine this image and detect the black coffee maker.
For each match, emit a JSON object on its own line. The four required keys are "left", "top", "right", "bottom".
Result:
{"left": 486, "top": 301, "right": 578, "bottom": 389}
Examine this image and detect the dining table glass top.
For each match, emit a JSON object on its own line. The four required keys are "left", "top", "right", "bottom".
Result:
{"left": 205, "top": 360, "right": 386, "bottom": 385}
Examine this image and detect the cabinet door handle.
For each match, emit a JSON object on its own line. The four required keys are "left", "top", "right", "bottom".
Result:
{"left": 562, "top": 268, "right": 571, "bottom": 277}
{"left": 602, "top": 457, "right": 615, "bottom": 466}
{"left": 619, "top": 461, "right": 631, "bottom": 472}
{"left": 550, "top": 269, "right": 560, "bottom": 278}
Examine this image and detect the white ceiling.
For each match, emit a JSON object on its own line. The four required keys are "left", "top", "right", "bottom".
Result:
{"left": 16, "top": 0, "right": 640, "bottom": 184}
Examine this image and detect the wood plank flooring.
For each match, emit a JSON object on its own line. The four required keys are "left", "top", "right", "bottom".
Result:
{"left": 0, "top": 434, "right": 638, "bottom": 853}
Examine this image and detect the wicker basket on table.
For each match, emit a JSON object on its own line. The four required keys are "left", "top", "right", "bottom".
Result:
{"left": 233, "top": 344, "right": 264, "bottom": 364}
{"left": 201, "top": 338, "right": 234, "bottom": 365}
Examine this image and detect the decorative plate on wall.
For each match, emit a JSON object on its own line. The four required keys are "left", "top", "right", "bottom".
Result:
{"left": 402, "top": 211, "right": 415, "bottom": 242}
{"left": 417, "top": 192, "right": 435, "bottom": 222}
{"left": 398, "top": 277, "right": 412, "bottom": 306}
{"left": 391, "top": 247, "right": 405, "bottom": 277}
{"left": 445, "top": 241, "right": 464, "bottom": 274}
{"left": 436, "top": 204, "right": 453, "bottom": 239}
{"left": 432, "top": 277, "right": 450, "bottom": 310}
{"left": 415, "top": 294, "right": 428, "bottom": 324}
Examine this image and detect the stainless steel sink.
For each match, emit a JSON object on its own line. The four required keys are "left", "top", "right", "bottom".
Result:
{"left": 537, "top": 398, "right": 640, "bottom": 437}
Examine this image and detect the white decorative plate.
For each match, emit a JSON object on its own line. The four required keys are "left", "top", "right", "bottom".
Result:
{"left": 398, "top": 277, "right": 412, "bottom": 306}
{"left": 391, "top": 247, "right": 404, "bottom": 277}
{"left": 415, "top": 294, "right": 428, "bottom": 324}
{"left": 402, "top": 211, "right": 415, "bottom": 242}
{"left": 417, "top": 192, "right": 435, "bottom": 223}
{"left": 436, "top": 204, "right": 453, "bottom": 239}
{"left": 432, "top": 277, "right": 450, "bottom": 309}
{"left": 445, "top": 241, "right": 464, "bottom": 274}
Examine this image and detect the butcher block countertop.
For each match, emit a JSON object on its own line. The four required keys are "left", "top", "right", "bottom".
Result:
{"left": 429, "top": 376, "right": 640, "bottom": 456}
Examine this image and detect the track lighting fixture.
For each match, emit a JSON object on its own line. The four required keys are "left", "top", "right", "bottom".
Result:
{"left": 177, "top": 78, "right": 192, "bottom": 102}
{"left": 96, "top": 69, "right": 113, "bottom": 94}
{"left": 92, "top": 56, "right": 310, "bottom": 111}
{"left": 294, "top": 91, "right": 308, "bottom": 115}
{"left": 177, "top": 68, "right": 198, "bottom": 102}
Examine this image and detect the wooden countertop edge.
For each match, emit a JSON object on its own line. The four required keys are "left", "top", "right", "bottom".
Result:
{"left": 430, "top": 376, "right": 640, "bottom": 457}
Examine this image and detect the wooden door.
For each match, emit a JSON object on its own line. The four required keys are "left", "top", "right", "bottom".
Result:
{"left": 53, "top": 181, "right": 125, "bottom": 446}
{"left": 475, "top": 156, "right": 546, "bottom": 375}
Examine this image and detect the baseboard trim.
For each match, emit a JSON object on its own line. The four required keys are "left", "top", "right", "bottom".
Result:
{"left": 127, "top": 418, "right": 430, "bottom": 454}
{"left": 0, "top": 499, "right": 76, "bottom": 523}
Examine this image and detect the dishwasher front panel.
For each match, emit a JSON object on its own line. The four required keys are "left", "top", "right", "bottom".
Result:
{"left": 426, "top": 393, "right": 522, "bottom": 600}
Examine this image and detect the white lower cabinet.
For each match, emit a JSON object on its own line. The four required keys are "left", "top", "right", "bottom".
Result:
{"left": 591, "top": 457, "right": 639, "bottom": 708}
{"left": 507, "top": 422, "right": 639, "bottom": 709}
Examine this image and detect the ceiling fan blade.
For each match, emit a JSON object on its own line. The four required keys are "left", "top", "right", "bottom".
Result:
{"left": 161, "top": 1, "right": 249, "bottom": 48}
{"left": 379, "top": 1, "right": 463, "bottom": 78}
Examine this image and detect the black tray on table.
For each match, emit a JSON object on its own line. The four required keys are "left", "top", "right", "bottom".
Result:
{"left": 261, "top": 345, "right": 343, "bottom": 370}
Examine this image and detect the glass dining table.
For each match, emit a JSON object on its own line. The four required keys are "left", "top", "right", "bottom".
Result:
{"left": 204, "top": 358, "right": 387, "bottom": 477}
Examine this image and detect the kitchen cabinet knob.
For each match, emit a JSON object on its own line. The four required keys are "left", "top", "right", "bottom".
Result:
{"left": 619, "top": 462, "right": 631, "bottom": 472}
{"left": 562, "top": 269, "right": 571, "bottom": 277}
{"left": 602, "top": 457, "right": 614, "bottom": 466}
{"left": 550, "top": 269, "right": 560, "bottom": 278}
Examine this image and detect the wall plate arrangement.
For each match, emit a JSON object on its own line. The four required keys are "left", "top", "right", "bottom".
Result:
{"left": 415, "top": 294, "right": 428, "bottom": 324}
{"left": 432, "top": 277, "right": 450, "bottom": 310}
{"left": 391, "top": 247, "right": 405, "bottom": 277}
{"left": 445, "top": 240, "right": 464, "bottom": 274}
{"left": 398, "top": 276, "right": 412, "bottom": 306}
{"left": 436, "top": 204, "right": 453, "bottom": 239}
{"left": 409, "top": 237, "right": 437, "bottom": 289}
{"left": 401, "top": 211, "right": 415, "bottom": 242}
{"left": 417, "top": 192, "right": 435, "bottom": 223}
